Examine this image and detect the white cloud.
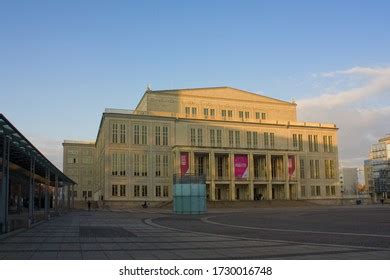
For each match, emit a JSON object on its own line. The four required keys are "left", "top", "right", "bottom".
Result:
{"left": 298, "top": 66, "right": 390, "bottom": 169}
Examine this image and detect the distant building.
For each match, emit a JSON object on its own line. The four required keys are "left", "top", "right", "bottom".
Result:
{"left": 364, "top": 135, "right": 390, "bottom": 200}
{"left": 63, "top": 87, "right": 340, "bottom": 207}
{"left": 339, "top": 167, "right": 358, "bottom": 196}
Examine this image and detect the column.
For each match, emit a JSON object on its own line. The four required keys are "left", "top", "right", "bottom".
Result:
{"left": 28, "top": 155, "right": 35, "bottom": 227}
{"left": 266, "top": 153, "right": 272, "bottom": 200}
{"left": 249, "top": 152, "right": 254, "bottom": 200}
{"left": 284, "top": 154, "right": 290, "bottom": 200}
{"left": 229, "top": 152, "right": 235, "bottom": 201}
{"left": 210, "top": 151, "right": 215, "bottom": 200}
{"left": 44, "top": 168, "right": 50, "bottom": 220}
{"left": 0, "top": 135, "right": 10, "bottom": 233}
{"left": 190, "top": 150, "right": 195, "bottom": 174}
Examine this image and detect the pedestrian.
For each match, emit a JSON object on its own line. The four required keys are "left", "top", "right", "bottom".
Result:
{"left": 380, "top": 198, "right": 384, "bottom": 206}
{"left": 88, "top": 200, "right": 91, "bottom": 211}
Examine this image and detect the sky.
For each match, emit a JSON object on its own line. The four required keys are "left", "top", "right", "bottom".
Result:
{"left": 1, "top": 0, "right": 389, "bottom": 170}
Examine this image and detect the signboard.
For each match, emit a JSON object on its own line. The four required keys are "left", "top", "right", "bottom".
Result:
{"left": 180, "top": 152, "right": 189, "bottom": 175}
{"left": 234, "top": 154, "right": 248, "bottom": 178}
{"left": 288, "top": 155, "right": 296, "bottom": 179}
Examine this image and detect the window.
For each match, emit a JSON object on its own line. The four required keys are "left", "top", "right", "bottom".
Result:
{"left": 300, "top": 159, "right": 305, "bottom": 179}
{"left": 261, "top": 112, "right": 266, "bottom": 120}
{"left": 162, "top": 155, "right": 169, "bottom": 177}
{"left": 253, "top": 132, "right": 258, "bottom": 147}
{"left": 227, "top": 110, "right": 233, "bottom": 118}
{"left": 134, "top": 154, "right": 140, "bottom": 176}
{"left": 244, "top": 111, "right": 249, "bottom": 119}
{"left": 298, "top": 134, "right": 303, "bottom": 151}
{"left": 264, "top": 132, "right": 269, "bottom": 148}
{"left": 210, "top": 109, "right": 215, "bottom": 118}
{"left": 210, "top": 129, "right": 215, "bottom": 146}
{"left": 270, "top": 133, "right": 275, "bottom": 148}
{"left": 141, "top": 125, "right": 147, "bottom": 145}
{"left": 316, "top": 185, "right": 321, "bottom": 196}
{"left": 221, "top": 110, "right": 227, "bottom": 118}
{"left": 315, "top": 160, "right": 320, "bottom": 179}
{"left": 323, "top": 135, "right": 328, "bottom": 152}
{"left": 88, "top": 191, "right": 92, "bottom": 198}
{"left": 112, "top": 153, "right": 126, "bottom": 176}
{"left": 216, "top": 129, "right": 222, "bottom": 147}
{"left": 331, "top": 185, "right": 336, "bottom": 196}
{"left": 185, "top": 107, "right": 190, "bottom": 116}
{"left": 246, "top": 131, "right": 252, "bottom": 148}
{"left": 197, "top": 128, "right": 203, "bottom": 146}
{"left": 120, "top": 124, "right": 126, "bottom": 143}
{"left": 191, "top": 107, "right": 197, "bottom": 116}
{"left": 308, "top": 135, "right": 313, "bottom": 152}
{"left": 235, "top": 131, "right": 240, "bottom": 147}
{"left": 301, "top": 185, "right": 306, "bottom": 197}
{"left": 239, "top": 111, "right": 244, "bottom": 119}
{"left": 155, "top": 155, "right": 161, "bottom": 177}
{"left": 310, "top": 160, "right": 315, "bottom": 179}
{"left": 112, "top": 123, "right": 118, "bottom": 143}
{"left": 142, "top": 185, "right": 148, "bottom": 197}
{"left": 141, "top": 154, "right": 147, "bottom": 176}
{"left": 203, "top": 108, "right": 209, "bottom": 117}
{"left": 228, "top": 131, "right": 234, "bottom": 147}
{"left": 155, "top": 185, "right": 161, "bottom": 197}
{"left": 163, "top": 185, "right": 169, "bottom": 197}
{"left": 155, "top": 126, "right": 161, "bottom": 145}
{"left": 293, "top": 134, "right": 298, "bottom": 148}
{"left": 162, "top": 126, "right": 168, "bottom": 145}
{"left": 112, "top": 185, "right": 118, "bottom": 196}
{"left": 134, "top": 125, "right": 140, "bottom": 144}
{"left": 120, "top": 185, "right": 126, "bottom": 197}
{"left": 190, "top": 128, "right": 196, "bottom": 146}
{"left": 328, "top": 136, "right": 333, "bottom": 152}
{"left": 314, "top": 135, "right": 318, "bottom": 152}
{"left": 256, "top": 112, "right": 260, "bottom": 119}
{"left": 330, "top": 160, "right": 335, "bottom": 179}
{"left": 134, "top": 185, "right": 140, "bottom": 197}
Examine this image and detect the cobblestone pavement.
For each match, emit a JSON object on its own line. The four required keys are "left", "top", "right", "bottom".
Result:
{"left": 0, "top": 205, "right": 389, "bottom": 260}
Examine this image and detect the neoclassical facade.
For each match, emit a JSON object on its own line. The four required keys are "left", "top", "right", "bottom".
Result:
{"left": 63, "top": 87, "right": 340, "bottom": 206}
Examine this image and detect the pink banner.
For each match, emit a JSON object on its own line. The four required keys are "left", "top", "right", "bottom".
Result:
{"left": 288, "top": 155, "right": 296, "bottom": 179}
{"left": 180, "top": 152, "right": 189, "bottom": 175}
{"left": 234, "top": 154, "right": 248, "bottom": 178}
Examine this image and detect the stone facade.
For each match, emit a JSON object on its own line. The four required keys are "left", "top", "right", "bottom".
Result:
{"left": 63, "top": 87, "right": 340, "bottom": 206}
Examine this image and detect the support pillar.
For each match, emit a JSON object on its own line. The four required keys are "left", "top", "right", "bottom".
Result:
{"left": 0, "top": 135, "right": 10, "bottom": 233}
{"left": 28, "top": 156, "right": 35, "bottom": 227}
{"left": 44, "top": 168, "right": 49, "bottom": 220}
{"left": 249, "top": 152, "right": 254, "bottom": 200}
{"left": 229, "top": 152, "right": 235, "bottom": 201}
{"left": 210, "top": 151, "right": 215, "bottom": 201}
{"left": 284, "top": 154, "right": 289, "bottom": 200}
{"left": 267, "top": 153, "right": 272, "bottom": 200}
{"left": 267, "top": 183, "right": 272, "bottom": 200}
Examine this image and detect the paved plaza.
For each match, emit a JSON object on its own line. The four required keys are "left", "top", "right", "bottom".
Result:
{"left": 0, "top": 205, "right": 389, "bottom": 260}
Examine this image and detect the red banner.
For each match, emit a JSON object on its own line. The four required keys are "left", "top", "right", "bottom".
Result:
{"left": 180, "top": 152, "right": 189, "bottom": 175}
{"left": 234, "top": 154, "right": 248, "bottom": 178}
{"left": 288, "top": 155, "right": 296, "bottom": 179}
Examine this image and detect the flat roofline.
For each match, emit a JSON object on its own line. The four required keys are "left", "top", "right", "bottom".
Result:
{"left": 63, "top": 140, "right": 95, "bottom": 145}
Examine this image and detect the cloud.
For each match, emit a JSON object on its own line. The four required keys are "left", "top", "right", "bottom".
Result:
{"left": 297, "top": 66, "right": 390, "bottom": 169}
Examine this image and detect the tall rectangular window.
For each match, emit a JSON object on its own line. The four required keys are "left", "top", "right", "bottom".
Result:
{"left": 308, "top": 135, "right": 313, "bottom": 152}
{"left": 311, "top": 185, "right": 316, "bottom": 196}
{"left": 197, "top": 128, "right": 203, "bottom": 146}
{"left": 191, "top": 107, "right": 197, "bottom": 117}
{"left": 221, "top": 110, "right": 226, "bottom": 118}
{"left": 270, "top": 133, "right": 275, "bottom": 148}
{"left": 227, "top": 110, "right": 233, "bottom": 118}
{"left": 323, "top": 135, "right": 328, "bottom": 152}
{"left": 141, "top": 154, "right": 148, "bottom": 176}
{"left": 190, "top": 128, "right": 196, "bottom": 146}
{"left": 264, "top": 132, "right": 269, "bottom": 148}
{"left": 134, "top": 185, "right": 140, "bottom": 197}
{"left": 162, "top": 126, "right": 168, "bottom": 145}
{"left": 235, "top": 131, "right": 240, "bottom": 147}
{"left": 298, "top": 134, "right": 303, "bottom": 151}
{"left": 142, "top": 185, "right": 148, "bottom": 197}
{"left": 261, "top": 113, "right": 266, "bottom": 120}
{"left": 293, "top": 134, "right": 298, "bottom": 148}
{"left": 203, "top": 108, "right": 209, "bottom": 117}
{"left": 141, "top": 125, "right": 147, "bottom": 145}
{"left": 314, "top": 135, "right": 318, "bottom": 152}
{"left": 216, "top": 129, "right": 222, "bottom": 147}
{"left": 210, "top": 109, "right": 215, "bottom": 118}
{"left": 330, "top": 159, "right": 335, "bottom": 179}
{"left": 134, "top": 154, "right": 140, "bottom": 176}
{"left": 155, "top": 126, "right": 161, "bottom": 145}
{"left": 326, "top": 185, "right": 330, "bottom": 196}
{"left": 244, "top": 111, "right": 249, "bottom": 119}
{"left": 325, "top": 159, "right": 330, "bottom": 179}
{"left": 120, "top": 124, "right": 126, "bottom": 143}
{"left": 310, "top": 160, "right": 314, "bottom": 179}
{"left": 328, "top": 136, "right": 333, "bottom": 152}
{"left": 112, "top": 185, "right": 118, "bottom": 196}
{"left": 134, "top": 125, "right": 140, "bottom": 145}
{"left": 112, "top": 153, "right": 118, "bottom": 176}
{"left": 300, "top": 159, "right": 305, "bottom": 179}
{"left": 331, "top": 185, "right": 336, "bottom": 196}
{"left": 255, "top": 112, "right": 260, "bottom": 119}
{"left": 246, "top": 131, "right": 252, "bottom": 148}
{"left": 162, "top": 155, "right": 169, "bottom": 177}
{"left": 316, "top": 185, "right": 321, "bottom": 196}
{"left": 112, "top": 123, "right": 118, "bottom": 143}
{"left": 228, "top": 131, "right": 234, "bottom": 147}
{"left": 301, "top": 185, "right": 306, "bottom": 197}
{"left": 210, "top": 129, "right": 215, "bottom": 146}
{"left": 155, "top": 155, "right": 161, "bottom": 177}
{"left": 315, "top": 160, "right": 320, "bottom": 179}
{"left": 239, "top": 111, "right": 244, "bottom": 119}
{"left": 185, "top": 107, "right": 190, "bottom": 117}
{"left": 253, "top": 132, "right": 258, "bottom": 147}
{"left": 155, "top": 185, "right": 161, "bottom": 197}
{"left": 120, "top": 185, "right": 126, "bottom": 196}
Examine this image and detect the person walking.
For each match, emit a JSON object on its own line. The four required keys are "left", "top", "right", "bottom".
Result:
{"left": 87, "top": 200, "right": 91, "bottom": 211}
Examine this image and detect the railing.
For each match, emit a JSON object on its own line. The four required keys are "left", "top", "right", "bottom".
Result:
{"left": 173, "top": 173, "right": 206, "bottom": 184}
{"left": 254, "top": 176, "right": 268, "bottom": 181}
{"left": 215, "top": 175, "right": 230, "bottom": 181}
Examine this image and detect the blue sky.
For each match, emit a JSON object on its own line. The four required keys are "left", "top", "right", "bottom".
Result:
{"left": 1, "top": 0, "right": 390, "bottom": 169}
